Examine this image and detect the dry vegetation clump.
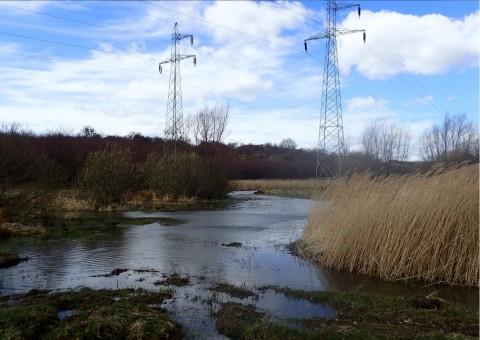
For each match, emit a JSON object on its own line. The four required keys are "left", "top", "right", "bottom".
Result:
{"left": 233, "top": 179, "right": 318, "bottom": 197}
{"left": 51, "top": 191, "right": 92, "bottom": 212}
{"left": 302, "top": 163, "right": 479, "bottom": 286}
{"left": 0, "top": 222, "right": 46, "bottom": 238}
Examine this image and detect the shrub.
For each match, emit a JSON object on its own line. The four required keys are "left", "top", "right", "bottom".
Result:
{"left": 143, "top": 152, "right": 231, "bottom": 199}
{"left": 0, "top": 124, "right": 66, "bottom": 223}
{"left": 78, "top": 145, "right": 138, "bottom": 209}
{"left": 143, "top": 152, "right": 201, "bottom": 199}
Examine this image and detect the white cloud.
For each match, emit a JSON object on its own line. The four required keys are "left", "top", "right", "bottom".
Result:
{"left": 411, "top": 95, "right": 434, "bottom": 106}
{"left": 0, "top": 1, "right": 477, "bottom": 156}
{"left": 338, "top": 10, "right": 480, "bottom": 79}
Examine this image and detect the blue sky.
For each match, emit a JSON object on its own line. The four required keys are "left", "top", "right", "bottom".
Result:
{"left": 0, "top": 1, "right": 478, "bottom": 158}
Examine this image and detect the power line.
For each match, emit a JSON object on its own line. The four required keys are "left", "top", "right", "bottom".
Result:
{"left": 267, "top": 0, "right": 326, "bottom": 29}
{"left": 1, "top": 1, "right": 452, "bottom": 123}
{"left": 0, "top": 31, "right": 158, "bottom": 62}
{"left": 372, "top": 32, "right": 449, "bottom": 113}
{"left": 254, "top": 0, "right": 324, "bottom": 31}
{"left": 0, "top": 3, "right": 170, "bottom": 42}
{"left": 141, "top": 0, "right": 302, "bottom": 53}
{"left": 0, "top": 51, "right": 154, "bottom": 74}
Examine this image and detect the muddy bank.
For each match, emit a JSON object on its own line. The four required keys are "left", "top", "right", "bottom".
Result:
{"left": 0, "top": 251, "right": 29, "bottom": 269}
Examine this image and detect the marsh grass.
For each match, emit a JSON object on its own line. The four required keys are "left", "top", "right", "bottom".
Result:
{"left": 0, "top": 288, "right": 181, "bottom": 339}
{"left": 303, "top": 163, "right": 479, "bottom": 286}
{"left": 215, "top": 287, "right": 478, "bottom": 339}
{"left": 233, "top": 179, "right": 318, "bottom": 198}
{"left": 211, "top": 283, "right": 258, "bottom": 299}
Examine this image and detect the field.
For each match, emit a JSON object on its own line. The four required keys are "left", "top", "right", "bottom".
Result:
{"left": 301, "top": 163, "right": 479, "bottom": 286}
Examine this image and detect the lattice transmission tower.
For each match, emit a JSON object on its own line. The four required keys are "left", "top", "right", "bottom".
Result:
{"left": 159, "top": 22, "right": 196, "bottom": 152}
{"left": 304, "top": 0, "right": 365, "bottom": 180}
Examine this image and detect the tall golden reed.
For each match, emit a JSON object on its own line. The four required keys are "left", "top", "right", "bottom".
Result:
{"left": 303, "top": 163, "right": 479, "bottom": 286}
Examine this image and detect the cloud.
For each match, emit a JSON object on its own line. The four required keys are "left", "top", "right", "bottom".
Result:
{"left": 411, "top": 95, "right": 434, "bottom": 106}
{"left": 338, "top": 10, "right": 480, "bottom": 79}
{"left": 346, "top": 96, "right": 390, "bottom": 112}
{"left": 0, "top": 1, "right": 477, "bottom": 157}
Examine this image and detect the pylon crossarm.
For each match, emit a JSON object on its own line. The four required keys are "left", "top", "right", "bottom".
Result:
{"left": 158, "top": 54, "right": 196, "bottom": 74}
{"left": 159, "top": 54, "right": 196, "bottom": 65}
{"left": 305, "top": 31, "right": 330, "bottom": 42}
{"left": 334, "top": 3, "right": 359, "bottom": 12}
{"left": 335, "top": 28, "right": 364, "bottom": 36}
{"left": 175, "top": 34, "right": 193, "bottom": 45}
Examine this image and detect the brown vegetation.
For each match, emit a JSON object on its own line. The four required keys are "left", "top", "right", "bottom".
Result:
{"left": 233, "top": 178, "right": 318, "bottom": 198}
{"left": 0, "top": 222, "right": 46, "bottom": 238}
{"left": 302, "top": 163, "right": 479, "bottom": 286}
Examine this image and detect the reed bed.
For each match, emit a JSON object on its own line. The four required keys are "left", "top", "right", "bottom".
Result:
{"left": 303, "top": 163, "right": 479, "bottom": 287}
{"left": 233, "top": 179, "right": 318, "bottom": 198}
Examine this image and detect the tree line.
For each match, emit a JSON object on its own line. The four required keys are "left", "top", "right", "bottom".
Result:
{"left": 0, "top": 108, "right": 477, "bottom": 220}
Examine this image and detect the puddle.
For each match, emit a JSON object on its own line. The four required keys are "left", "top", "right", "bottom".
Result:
{"left": 57, "top": 309, "right": 79, "bottom": 321}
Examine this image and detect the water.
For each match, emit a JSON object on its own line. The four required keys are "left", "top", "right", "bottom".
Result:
{"left": 0, "top": 191, "right": 477, "bottom": 337}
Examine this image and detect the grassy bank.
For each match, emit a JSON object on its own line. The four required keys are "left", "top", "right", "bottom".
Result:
{"left": 302, "top": 163, "right": 479, "bottom": 286}
{"left": 0, "top": 288, "right": 181, "bottom": 339}
{"left": 3, "top": 285, "right": 476, "bottom": 339}
{"left": 233, "top": 179, "right": 317, "bottom": 198}
{"left": 215, "top": 285, "right": 478, "bottom": 339}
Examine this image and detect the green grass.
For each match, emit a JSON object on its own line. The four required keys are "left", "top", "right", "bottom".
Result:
{"left": 0, "top": 288, "right": 181, "bottom": 339}
{"left": 211, "top": 283, "right": 258, "bottom": 299}
{"left": 215, "top": 286, "right": 479, "bottom": 339}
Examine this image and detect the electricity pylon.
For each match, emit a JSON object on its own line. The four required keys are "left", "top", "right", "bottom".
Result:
{"left": 304, "top": 0, "right": 365, "bottom": 181}
{"left": 159, "top": 22, "right": 196, "bottom": 152}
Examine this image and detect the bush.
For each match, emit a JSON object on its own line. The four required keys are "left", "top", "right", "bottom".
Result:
{"left": 144, "top": 152, "right": 202, "bottom": 199}
{"left": 0, "top": 124, "right": 66, "bottom": 223}
{"left": 143, "top": 152, "right": 231, "bottom": 199}
{"left": 78, "top": 145, "right": 138, "bottom": 209}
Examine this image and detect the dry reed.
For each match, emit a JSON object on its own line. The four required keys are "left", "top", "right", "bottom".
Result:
{"left": 233, "top": 179, "right": 318, "bottom": 197}
{"left": 303, "top": 163, "right": 479, "bottom": 287}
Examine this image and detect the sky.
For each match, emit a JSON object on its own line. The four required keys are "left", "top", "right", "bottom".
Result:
{"left": 0, "top": 0, "right": 478, "bottom": 158}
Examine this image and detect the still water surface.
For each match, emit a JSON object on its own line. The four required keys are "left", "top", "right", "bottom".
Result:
{"left": 0, "top": 192, "right": 477, "bottom": 337}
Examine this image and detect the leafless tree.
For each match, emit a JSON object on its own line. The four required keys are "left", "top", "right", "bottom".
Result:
{"left": 188, "top": 104, "right": 230, "bottom": 145}
{"left": 362, "top": 119, "right": 411, "bottom": 173}
{"left": 279, "top": 138, "right": 297, "bottom": 149}
{"left": 420, "top": 113, "right": 479, "bottom": 163}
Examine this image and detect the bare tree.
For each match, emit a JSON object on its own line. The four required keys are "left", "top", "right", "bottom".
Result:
{"left": 279, "top": 138, "right": 297, "bottom": 149}
{"left": 188, "top": 104, "right": 230, "bottom": 145}
{"left": 362, "top": 119, "right": 411, "bottom": 172}
{"left": 420, "top": 113, "right": 479, "bottom": 162}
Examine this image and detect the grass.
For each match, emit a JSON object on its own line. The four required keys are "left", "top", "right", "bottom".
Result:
{"left": 154, "top": 273, "right": 190, "bottom": 287}
{"left": 216, "top": 286, "right": 479, "bottom": 339}
{"left": 302, "top": 163, "right": 479, "bottom": 286}
{"left": 0, "top": 288, "right": 181, "bottom": 339}
{"left": 0, "top": 222, "right": 46, "bottom": 238}
{"left": 211, "top": 283, "right": 258, "bottom": 299}
{"left": 232, "top": 179, "right": 318, "bottom": 198}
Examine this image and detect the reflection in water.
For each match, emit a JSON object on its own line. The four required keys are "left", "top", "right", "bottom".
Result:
{"left": 0, "top": 192, "right": 477, "bottom": 336}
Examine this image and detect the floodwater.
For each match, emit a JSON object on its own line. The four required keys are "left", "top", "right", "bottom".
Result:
{"left": 0, "top": 192, "right": 477, "bottom": 338}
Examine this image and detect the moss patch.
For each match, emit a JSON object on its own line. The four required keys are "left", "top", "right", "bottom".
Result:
{"left": 0, "top": 288, "right": 181, "bottom": 339}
